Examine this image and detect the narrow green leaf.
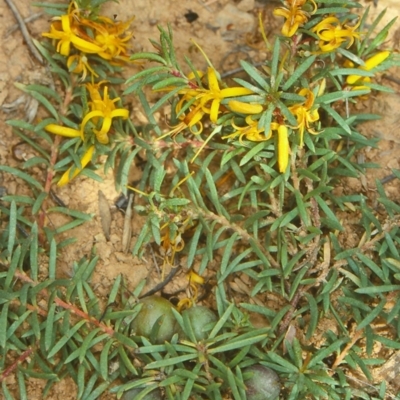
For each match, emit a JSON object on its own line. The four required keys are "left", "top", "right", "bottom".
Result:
{"left": 32, "top": 192, "right": 48, "bottom": 215}
{"left": 240, "top": 60, "right": 269, "bottom": 89}
{"left": 44, "top": 303, "right": 57, "bottom": 352}
{"left": 355, "top": 285, "right": 400, "bottom": 294}
{"left": 209, "top": 334, "right": 265, "bottom": 354}
{"left": 5, "top": 245, "right": 21, "bottom": 289}
{"left": 7, "top": 201, "right": 17, "bottom": 257}
{"left": 267, "top": 351, "right": 299, "bottom": 373}
{"left": 30, "top": 223, "right": 39, "bottom": 281}
{"left": 209, "top": 303, "right": 234, "bottom": 339}
{"left": 282, "top": 56, "right": 316, "bottom": 91}
{"left": 240, "top": 142, "right": 265, "bottom": 167}
{"left": 205, "top": 169, "right": 223, "bottom": 216}
{"left": 48, "top": 320, "right": 86, "bottom": 359}
{"left": 0, "top": 303, "right": 9, "bottom": 349}
{"left": 145, "top": 354, "right": 197, "bottom": 369}
{"left": 129, "top": 52, "right": 168, "bottom": 65}
{"left": 356, "top": 298, "right": 386, "bottom": 331}
{"left": 308, "top": 339, "right": 346, "bottom": 369}
{"left": 100, "top": 339, "right": 114, "bottom": 381}
{"left": 304, "top": 293, "right": 319, "bottom": 340}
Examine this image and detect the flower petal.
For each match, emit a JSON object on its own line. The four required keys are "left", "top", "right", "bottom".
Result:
{"left": 45, "top": 124, "right": 81, "bottom": 138}
{"left": 278, "top": 125, "right": 289, "bottom": 173}
{"left": 57, "top": 145, "right": 95, "bottom": 186}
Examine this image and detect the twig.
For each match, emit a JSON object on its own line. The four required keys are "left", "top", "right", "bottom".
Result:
{"left": 0, "top": 348, "right": 34, "bottom": 383}
{"left": 139, "top": 265, "right": 182, "bottom": 298}
{"left": 13, "top": 270, "right": 115, "bottom": 336}
{"left": 332, "top": 330, "right": 363, "bottom": 369}
{"left": 381, "top": 173, "right": 397, "bottom": 185}
{"left": 4, "top": 0, "right": 43, "bottom": 64}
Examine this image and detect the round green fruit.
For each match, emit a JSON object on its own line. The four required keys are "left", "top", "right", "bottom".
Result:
{"left": 131, "top": 296, "right": 176, "bottom": 344}
{"left": 244, "top": 364, "right": 281, "bottom": 400}
{"left": 182, "top": 305, "right": 217, "bottom": 341}
{"left": 121, "top": 386, "right": 162, "bottom": 400}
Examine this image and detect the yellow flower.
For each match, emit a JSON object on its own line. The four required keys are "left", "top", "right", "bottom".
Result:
{"left": 42, "top": 14, "right": 103, "bottom": 56}
{"left": 81, "top": 84, "right": 129, "bottom": 144}
{"left": 288, "top": 88, "right": 320, "bottom": 147}
{"left": 67, "top": 53, "right": 99, "bottom": 81}
{"left": 223, "top": 117, "right": 278, "bottom": 142}
{"left": 180, "top": 67, "right": 253, "bottom": 123}
{"left": 80, "top": 16, "right": 134, "bottom": 62}
{"left": 312, "top": 16, "right": 361, "bottom": 52}
{"left": 346, "top": 51, "right": 390, "bottom": 87}
{"left": 273, "top": 0, "right": 315, "bottom": 37}
{"left": 58, "top": 145, "right": 95, "bottom": 186}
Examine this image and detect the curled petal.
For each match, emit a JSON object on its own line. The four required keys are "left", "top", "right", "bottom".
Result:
{"left": 81, "top": 110, "right": 104, "bottom": 135}
{"left": 71, "top": 35, "right": 104, "bottom": 54}
{"left": 110, "top": 108, "right": 130, "bottom": 119}
{"left": 188, "top": 270, "right": 205, "bottom": 285}
{"left": 278, "top": 125, "right": 289, "bottom": 173}
{"left": 228, "top": 100, "right": 263, "bottom": 114}
{"left": 57, "top": 145, "right": 95, "bottom": 186}
{"left": 45, "top": 124, "right": 82, "bottom": 138}
{"left": 207, "top": 67, "right": 220, "bottom": 93}
{"left": 210, "top": 98, "right": 221, "bottom": 123}
{"left": 364, "top": 51, "right": 390, "bottom": 71}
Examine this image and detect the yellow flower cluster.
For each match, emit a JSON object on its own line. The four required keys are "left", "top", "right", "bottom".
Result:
{"left": 160, "top": 64, "right": 322, "bottom": 174}
{"left": 42, "top": 1, "right": 134, "bottom": 80}
{"left": 273, "top": 0, "right": 316, "bottom": 37}
{"left": 312, "top": 16, "right": 361, "bottom": 52}
{"left": 44, "top": 82, "right": 129, "bottom": 185}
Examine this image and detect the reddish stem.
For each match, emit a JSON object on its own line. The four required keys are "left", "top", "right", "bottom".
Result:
{"left": 0, "top": 348, "right": 33, "bottom": 382}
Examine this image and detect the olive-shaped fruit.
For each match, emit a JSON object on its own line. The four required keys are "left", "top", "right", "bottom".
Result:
{"left": 244, "top": 364, "right": 281, "bottom": 400}
{"left": 131, "top": 296, "right": 176, "bottom": 343}
{"left": 121, "top": 386, "right": 162, "bottom": 400}
{"left": 182, "top": 306, "right": 217, "bottom": 341}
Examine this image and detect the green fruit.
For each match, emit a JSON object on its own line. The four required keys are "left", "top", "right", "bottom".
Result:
{"left": 131, "top": 296, "right": 176, "bottom": 343}
{"left": 121, "top": 386, "right": 162, "bottom": 400}
{"left": 182, "top": 306, "right": 217, "bottom": 341}
{"left": 244, "top": 365, "right": 281, "bottom": 400}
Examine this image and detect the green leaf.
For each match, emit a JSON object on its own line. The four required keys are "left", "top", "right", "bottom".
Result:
{"left": 129, "top": 52, "right": 168, "bottom": 65}
{"left": 307, "top": 338, "right": 346, "bottom": 369}
{"left": 282, "top": 56, "right": 316, "bottom": 91}
{"left": 267, "top": 351, "right": 299, "bottom": 373}
{"left": 7, "top": 201, "right": 17, "bottom": 257}
{"left": 48, "top": 320, "right": 86, "bottom": 359}
{"left": 355, "top": 285, "right": 400, "bottom": 294}
{"left": 240, "top": 142, "right": 266, "bottom": 167}
{"left": 0, "top": 303, "right": 9, "bottom": 349}
{"left": 144, "top": 354, "right": 197, "bottom": 369}
{"left": 0, "top": 166, "right": 43, "bottom": 190}
{"left": 240, "top": 60, "right": 270, "bottom": 89}
{"left": 209, "top": 303, "right": 234, "bottom": 339}
{"left": 205, "top": 168, "right": 223, "bottom": 216}
{"left": 315, "top": 195, "right": 343, "bottom": 231}
{"left": 209, "top": 334, "right": 265, "bottom": 354}
{"left": 304, "top": 293, "right": 319, "bottom": 340}
{"left": 356, "top": 298, "right": 386, "bottom": 331}
{"left": 100, "top": 339, "right": 114, "bottom": 380}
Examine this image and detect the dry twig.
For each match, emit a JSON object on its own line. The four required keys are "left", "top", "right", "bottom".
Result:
{"left": 4, "top": 0, "right": 43, "bottom": 64}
